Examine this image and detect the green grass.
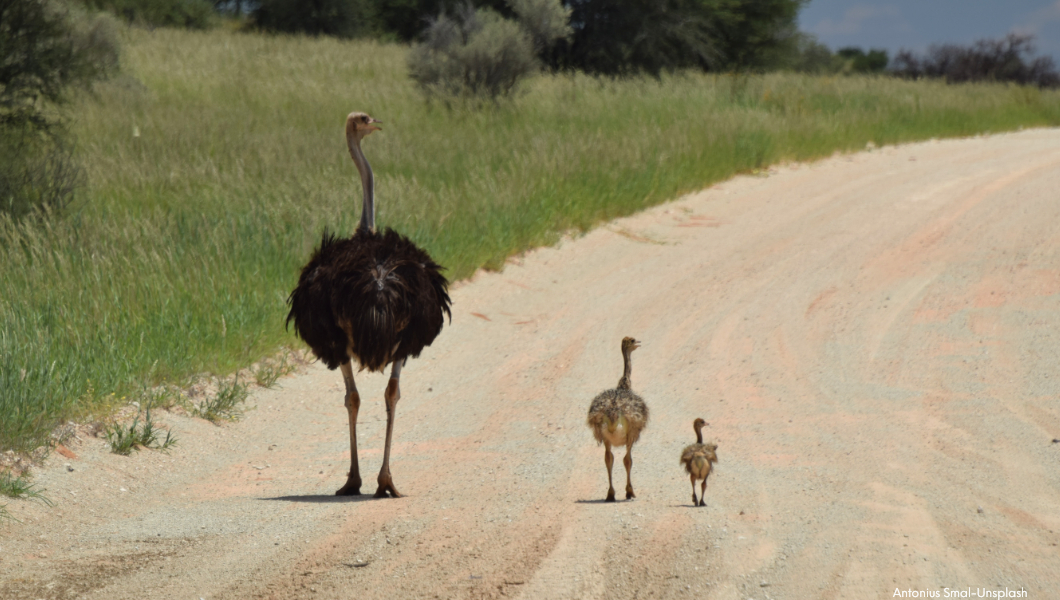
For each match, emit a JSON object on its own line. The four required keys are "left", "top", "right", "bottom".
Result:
{"left": 105, "top": 410, "right": 176, "bottom": 455}
{"left": 0, "top": 471, "right": 52, "bottom": 522}
{"left": 191, "top": 375, "right": 249, "bottom": 423}
{"left": 0, "top": 472, "right": 53, "bottom": 504}
{"left": 1, "top": 27, "right": 1058, "bottom": 453}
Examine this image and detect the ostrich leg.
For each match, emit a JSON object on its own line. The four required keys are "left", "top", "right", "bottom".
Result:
{"left": 623, "top": 445, "right": 635, "bottom": 499}
{"left": 699, "top": 477, "right": 708, "bottom": 507}
{"left": 376, "top": 358, "right": 405, "bottom": 498}
{"left": 690, "top": 474, "right": 699, "bottom": 506}
{"left": 604, "top": 441, "right": 616, "bottom": 502}
{"left": 336, "top": 362, "right": 363, "bottom": 496}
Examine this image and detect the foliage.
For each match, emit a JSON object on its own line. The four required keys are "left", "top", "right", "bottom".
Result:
{"left": 83, "top": 0, "right": 215, "bottom": 28}
{"left": 780, "top": 32, "right": 842, "bottom": 74}
{"left": 252, "top": 0, "right": 377, "bottom": 38}
{"left": 408, "top": 3, "right": 539, "bottom": 99}
{"left": 891, "top": 34, "right": 1059, "bottom": 88}
{"left": 105, "top": 410, "right": 176, "bottom": 455}
{"left": 253, "top": 351, "right": 297, "bottom": 389}
{"left": 0, "top": 0, "right": 119, "bottom": 218}
{"left": 0, "top": 0, "right": 119, "bottom": 128}
{"left": 0, "top": 471, "right": 52, "bottom": 503}
{"left": 2, "top": 28, "right": 1059, "bottom": 454}
{"left": 192, "top": 376, "right": 248, "bottom": 422}
{"left": 508, "top": 0, "right": 569, "bottom": 54}
{"left": 550, "top": 0, "right": 803, "bottom": 76}
{"left": 837, "top": 47, "right": 887, "bottom": 73}
{"left": 0, "top": 125, "right": 83, "bottom": 218}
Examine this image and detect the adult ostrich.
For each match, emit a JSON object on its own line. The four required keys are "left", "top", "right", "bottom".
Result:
{"left": 287, "top": 112, "right": 451, "bottom": 498}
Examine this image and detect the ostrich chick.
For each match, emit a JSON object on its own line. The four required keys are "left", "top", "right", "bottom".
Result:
{"left": 680, "top": 418, "right": 718, "bottom": 507}
{"left": 587, "top": 337, "right": 649, "bottom": 501}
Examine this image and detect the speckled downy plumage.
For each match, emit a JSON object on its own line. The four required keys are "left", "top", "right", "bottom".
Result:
{"left": 287, "top": 112, "right": 451, "bottom": 499}
{"left": 680, "top": 418, "right": 717, "bottom": 507}
{"left": 587, "top": 337, "right": 648, "bottom": 501}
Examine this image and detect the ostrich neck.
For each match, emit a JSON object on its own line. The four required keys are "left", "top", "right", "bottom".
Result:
{"left": 695, "top": 425, "right": 704, "bottom": 444}
{"left": 617, "top": 350, "right": 632, "bottom": 390}
{"left": 348, "top": 137, "right": 375, "bottom": 233}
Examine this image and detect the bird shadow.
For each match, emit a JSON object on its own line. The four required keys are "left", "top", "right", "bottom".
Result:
{"left": 259, "top": 493, "right": 381, "bottom": 504}
{"left": 574, "top": 498, "right": 633, "bottom": 504}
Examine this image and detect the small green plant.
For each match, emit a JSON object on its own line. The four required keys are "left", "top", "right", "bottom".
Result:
{"left": 253, "top": 353, "right": 296, "bottom": 389}
{"left": 105, "top": 410, "right": 176, "bottom": 455}
{"left": 0, "top": 472, "right": 53, "bottom": 505}
{"left": 192, "top": 375, "right": 248, "bottom": 423}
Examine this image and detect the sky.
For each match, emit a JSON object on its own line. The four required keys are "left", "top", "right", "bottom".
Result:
{"left": 798, "top": 1, "right": 1060, "bottom": 62}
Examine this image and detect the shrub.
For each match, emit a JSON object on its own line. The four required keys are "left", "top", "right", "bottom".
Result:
{"left": 892, "top": 34, "right": 1059, "bottom": 88}
{"left": 0, "top": 126, "right": 83, "bottom": 219}
{"left": 837, "top": 47, "right": 888, "bottom": 73}
{"left": 408, "top": 3, "right": 538, "bottom": 99}
{"left": 252, "top": 0, "right": 377, "bottom": 38}
{"left": 0, "top": 0, "right": 118, "bottom": 219}
{"left": 550, "top": 0, "right": 802, "bottom": 76}
{"left": 507, "top": 0, "right": 569, "bottom": 55}
{"left": 83, "top": 0, "right": 215, "bottom": 29}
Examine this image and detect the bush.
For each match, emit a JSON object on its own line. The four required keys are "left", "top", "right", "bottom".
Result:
{"left": 507, "top": 0, "right": 569, "bottom": 55}
{"left": 0, "top": 126, "right": 83, "bottom": 219}
{"left": 0, "top": 0, "right": 118, "bottom": 219}
{"left": 892, "top": 34, "right": 1059, "bottom": 88}
{"left": 837, "top": 47, "right": 888, "bottom": 73}
{"left": 779, "top": 32, "right": 842, "bottom": 74}
{"left": 408, "top": 3, "right": 539, "bottom": 99}
{"left": 83, "top": 0, "right": 215, "bottom": 29}
{"left": 550, "top": 0, "right": 802, "bottom": 76}
{"left": 252, "top": 0, "right": 377, "bottom": 38}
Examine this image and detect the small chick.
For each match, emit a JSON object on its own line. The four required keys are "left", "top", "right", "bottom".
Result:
{"left": 587, "top": 337, "right": 648, "bottom": 501}
{"left": 679, "top": 418, "right": 717, "bottom": 507}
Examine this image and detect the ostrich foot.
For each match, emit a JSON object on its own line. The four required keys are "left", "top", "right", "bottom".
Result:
{"left": 335, "top": 477, "right": 362, "bottom": 496}
{"left": 626, "top": 486, "right": 636, "bottom": 500}
{"left": 605, "top": 488, "right": 616, "bottom": 502}
{"left": 698, "top": 499, "right": 707, "bottom": 507}
{"left": 375, "top": 475, "right": 403, "bottom": 498}
{"left": 692, "top": 493, "right": 698, "bottom": 506}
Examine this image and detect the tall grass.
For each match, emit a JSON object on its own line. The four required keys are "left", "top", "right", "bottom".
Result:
{"left": 2, "top": 27, "right": 1058, "bottom": 452}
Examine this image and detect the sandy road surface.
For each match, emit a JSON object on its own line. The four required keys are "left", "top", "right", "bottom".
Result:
{"left": 4, "top": 129, "right": 1060, "bottom": 600}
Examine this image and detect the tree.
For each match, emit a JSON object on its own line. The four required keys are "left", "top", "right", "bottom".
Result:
{"left": 549, "top": 0, "right": 805, "bottom": 76}
{"left": 253, "top": 0, "right": 378, "bottom": 38}
{"left": 0, "top": 0, "right": 118, "bottom": 218}
{"left": 891, "top": 34, "right": 1059, "bottom": 88}
{"left": 836, "top": 47, "right": 888, "bottom": 73}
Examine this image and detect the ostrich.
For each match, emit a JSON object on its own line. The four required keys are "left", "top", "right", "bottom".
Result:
{"left": 680, "top": 418, "right": 718, "bottom": 507}
{"left": 286, "top": 112, "right": 451, "bottom": 498}
{"left": 586, "top": 337, "right": 649, "bottom": 501}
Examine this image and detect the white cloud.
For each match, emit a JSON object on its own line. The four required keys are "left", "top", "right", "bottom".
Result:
{"left": 811, "top": 4, "right": 903, "bottom": 36}
{"left": 1015, "top": 0, "right": 1060, "bottom": 35}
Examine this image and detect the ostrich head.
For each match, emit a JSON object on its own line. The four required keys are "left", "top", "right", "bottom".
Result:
{"left": 346, "top": 112, "right": 382, "bottom": 141}
{"left": 693, "top": 417, "right": 708, "bottom": 431}
{"left": 621, "top": 337, "right": 641, "bottom": 355}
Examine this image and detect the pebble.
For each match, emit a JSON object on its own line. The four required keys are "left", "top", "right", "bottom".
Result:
{"left": 977, "top": 506, "right": 984, "bottom": 514}
{"left": 65, "top": 464, "right": 74, "bottom": 472}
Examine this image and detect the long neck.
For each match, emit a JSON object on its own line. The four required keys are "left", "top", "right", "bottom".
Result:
{"left": 617, "top": 348, "right": 632, "bottom": 390}
{"left": 695, "top": 424, "right": 704, "bottom": 444}
{"left": 348, "top": 135, "right": 375, "bottom": 233}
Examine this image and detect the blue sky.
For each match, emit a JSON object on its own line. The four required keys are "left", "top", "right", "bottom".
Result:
{"left": 798, "top": 1, "right": 1060, "bottom": 61}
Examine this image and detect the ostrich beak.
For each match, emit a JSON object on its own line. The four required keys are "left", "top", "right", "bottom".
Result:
{"left": 367, "top": 118, "right": 382, "bottom": 132}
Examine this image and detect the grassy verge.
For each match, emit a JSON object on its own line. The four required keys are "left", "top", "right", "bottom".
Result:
{"left": 2, "top": 27, "right": 1058, "bottom": 453}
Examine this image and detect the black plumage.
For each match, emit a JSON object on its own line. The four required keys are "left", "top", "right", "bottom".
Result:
{"left": 287, "top": 228, "right": 451, "bottom": 372}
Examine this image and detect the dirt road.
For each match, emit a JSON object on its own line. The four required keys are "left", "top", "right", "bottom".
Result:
{"left": 3, "top": 129, "right": 1060, "bottom": 600}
